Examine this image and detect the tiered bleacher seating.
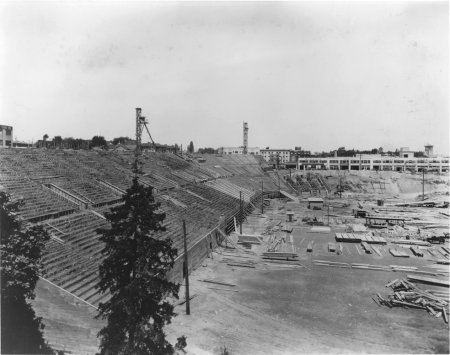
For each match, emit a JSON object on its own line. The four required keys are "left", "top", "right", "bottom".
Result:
{"left": 1, "top": 148, "right": 283, "bottom": 307}
{"left": 52, "top": 179, "right": 122, "bottom": 206}
{"left": 0, "top": 179, "right": 77, "bottom": 221}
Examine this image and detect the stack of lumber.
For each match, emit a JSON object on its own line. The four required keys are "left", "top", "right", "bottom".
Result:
{"left": 389, "top": 248, "right": 410, "bottom": 258}
{"left": 313, "top": 260, "right": 350, "bottom": 268}
{"left": 361, "top": 242, "right": 372, "bottom": 254}
{"left": 406, "top": 275, "right": 450, "bottom": 288}
{"left": 375, "top": 278, "right": 449, "bottom": 324}
{"left": 391, "top": 239, "right": 431, "bottom": 247}
{"left": 221, "top": 257, "right": 256, "bottom": 268}
{"left": 261, "top": 251, "right": 299, "bottom": 261}
{"left": 352, "top": 263, "right": 391, "bottom": 272}
{"left": 306, "top": 241, "right": 314, "bottom": 252}
{"left": 237, "top": 234, "right": 263, "bottom": 244}
{"left": 335, "top": 233, "right": 386, "bottom": 244}
{"left": 328, "top": 243, "right": 336, "bottom": 252}
{"left": 410, "top": 246, "right": 424, "bottom": 257}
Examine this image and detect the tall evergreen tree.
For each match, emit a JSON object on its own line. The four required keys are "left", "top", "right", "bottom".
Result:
{"left": 96, "top": 176, "right": 182, "bottom": 354}
{"left": 0, "top": 192, "right": 53, "bottom": 354}
{"left": 188, "top": 141, "right": 194, "bottom": 154}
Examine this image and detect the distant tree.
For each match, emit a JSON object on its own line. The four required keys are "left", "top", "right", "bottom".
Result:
{"left": 43, "top": 134, "right": 48, "bottom": 142}
{"left": 0, "top": 192, "right": 53, "bottom": 354}
{"left": 95, "top": 173, "right": 184, "bottom": 354}
{"left": 112, "top": 137, "right": 131, "bottom": 145}
{"left": 62, "top": 137, "right": 75, "bottom": 149}
{"left": 188, "top": 141, "right": 194, "bottom": 154}
{"left": 90, "top": 136, "right": 107, "bottom": 149}
{"left": 197, "top": 147, "right": 216, "bottom": 154}
{"left": 52, "top": 136, "right": 62, "bottom": 149}
{"left": 74, "top": 138, "right": 85, "bottom": 150}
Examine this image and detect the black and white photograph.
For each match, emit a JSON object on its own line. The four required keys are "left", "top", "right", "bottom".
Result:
{"left": 1, "top": 1, "right": 449, "bottom": 354}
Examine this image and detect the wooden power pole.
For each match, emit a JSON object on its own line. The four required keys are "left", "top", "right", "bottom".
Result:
{"left": 422, "top": 169, "right": 426, "bottom": 201}
{"left": 261, "top": 181, "right": 264, "bottom": 214}
{"left": 239, "top": 191, "right": 243, "bottom": 234}
{"left": 182, "top": 220, "right": 190, "bottom": 315}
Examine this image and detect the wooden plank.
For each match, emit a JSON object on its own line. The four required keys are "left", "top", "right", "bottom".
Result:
{"left": 207, "top": 287, "right": 239, "bottom": 293}
{"left": 406, "top": 275, "right": 450, "bottom": 288}
{"left": 200, "top": 279, "right": 236, "bottom": 287}
{"left": 227, "top": 263, "right": 256, "bottom": 268}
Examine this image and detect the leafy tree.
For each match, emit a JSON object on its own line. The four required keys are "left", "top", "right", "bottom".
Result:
{"left": 96, "top": 176, "right": 183, "bottom": 354}
{"left": 0, "top": 192, "right": 53, "bottom": 354}
{"left": 188, "top": 141, "right": 194, "bottom": 154}
{"left": 91, "top": 136, "right": 107, "bottom": 149}
{"left": 112, "top": 137, "right": 131, "bottom": 145}
{"left": 43, "top": 134, "right": 49, "bottom": 142}
{"left": 197, "top": 147, "right": 216, "bottom": 154}
{"left": 52, "top": 136, "right": 62, "bottom": 149}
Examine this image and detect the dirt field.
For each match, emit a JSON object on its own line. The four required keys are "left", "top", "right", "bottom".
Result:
{"left": 32, "top": 171, "right": 450, "bottom": 354}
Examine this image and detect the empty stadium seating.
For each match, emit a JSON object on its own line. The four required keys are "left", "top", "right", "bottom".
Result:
{"left": 0, "top": 148, "right": 283, "bottom": 306}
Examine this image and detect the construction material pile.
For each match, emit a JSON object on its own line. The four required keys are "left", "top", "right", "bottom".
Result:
{"left": 375, "top": 278, "right": 449, "bottom": 324}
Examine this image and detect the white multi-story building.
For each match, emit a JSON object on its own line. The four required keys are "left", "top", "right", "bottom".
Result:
{"left": 260, "top": 148, "right": 292, "bottom": 163}
{"left": 297, "top": 154, "right": 449, "bottom": 173}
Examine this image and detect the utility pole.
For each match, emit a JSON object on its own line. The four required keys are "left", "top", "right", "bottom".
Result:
{"left": 422, "top": 168, "right": 426, "bottom": 201}
{"left": 182, "top": 220, "right": 190, "bottom": 315}
{"left": 261, "top": 181, "right": 264, "bottom": 214}
{"left": 327, "top": 194, "right": 330, "bottom": 226}
{"left": 278, "top": 173, "right": 281, "bottom": 193}
{"left": 239, "top": 191, "right": 243, "bottom": 234}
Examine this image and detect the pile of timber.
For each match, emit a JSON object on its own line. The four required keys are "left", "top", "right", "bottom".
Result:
{"left": 435, "top": 259, "right": 450, "bottom": 265}
{"left": 406, "top": 275, "right": 450, "bottom": 288}
{"left": 335, "top": 233, "right": 387, "bottom": 244}
{"left": 410, "top": 246, "right": 424, "bottom": 257}
{"left": 389, "top": 248, "right": 410, "bottom": 258}
{"left": 313, "top": 260, "right": 350, "bottom": 268}
{"left": 328, "top": 243, "right": 336, "bottom": 252}
{"left": 237, "top": 234, "right": 263, "bottom": 244}
{"left": 374, "top": 278, "right": 448, "bottom": 324}
{"left": 361, "top": 241, "right": 372, "bottom": 254}
{"left": 391, "top": 239, "right": 431, "bottom": 247}
{"left": 352, "top": 263, "right": 390, "bottom": 272}
{"left": 221, "top": 257, "right": 256, "bottom": 269}
{"left": 307, "top": 241, "right": 314, "bottom": 252}
{"left": 262, "top": 251, "right": 299, "bottom": 261}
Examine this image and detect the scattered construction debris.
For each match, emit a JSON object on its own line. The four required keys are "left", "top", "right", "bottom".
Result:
{"left": 175, "top": 294, "right": 198, "bottom": 306}
{"left": 377, "top": 278, "right": 449, "bottom": 324}
{"left": 406, "top": 275, "right": 450, "bottom": 288}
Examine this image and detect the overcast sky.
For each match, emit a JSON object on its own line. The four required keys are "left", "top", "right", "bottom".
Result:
{"left": 1, "top": 1, "right": 448, "bottom": 154}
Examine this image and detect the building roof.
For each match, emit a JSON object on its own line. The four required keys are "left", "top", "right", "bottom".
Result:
{"left": 308, "top": 197, "right": 324, "bottom": 203}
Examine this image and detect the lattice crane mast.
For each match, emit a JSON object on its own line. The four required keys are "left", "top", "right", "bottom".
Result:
{"left": 135, "top": 107, "right": 156, "bottom": 154}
